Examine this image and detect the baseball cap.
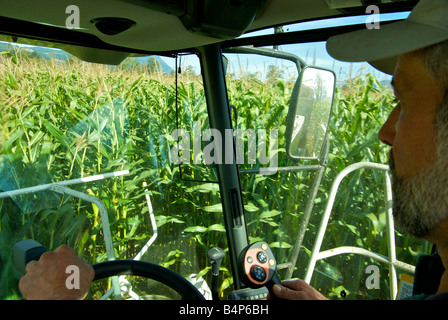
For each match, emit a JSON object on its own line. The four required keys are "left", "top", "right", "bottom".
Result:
{"left": 326, "top": 0, "right": 448, "bottom": 75}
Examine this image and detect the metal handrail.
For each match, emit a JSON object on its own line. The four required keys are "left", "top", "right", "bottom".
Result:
{"left": 1, "top": 170, "right": 129, "bottom": 299}
{"left": 303, "top": 162, "right": 415, "bottom": 300}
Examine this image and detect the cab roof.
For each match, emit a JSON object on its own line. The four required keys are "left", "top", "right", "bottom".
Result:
{"left": 0, "top": 0, "right": 418, "bottom": 64}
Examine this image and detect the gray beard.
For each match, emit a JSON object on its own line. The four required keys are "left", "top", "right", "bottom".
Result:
{"left": 389, "top": 146, "right": 448, "bottom": 238}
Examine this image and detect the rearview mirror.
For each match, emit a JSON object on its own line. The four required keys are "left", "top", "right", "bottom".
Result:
{"left": 285, "top": 66, "right": 335, "bottom": 160}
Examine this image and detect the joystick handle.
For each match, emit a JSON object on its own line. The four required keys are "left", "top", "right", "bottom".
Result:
{"left": 13, "top": 239, "right": 47, "bottom": 275}
{"left": 207, "top": 247, "right": 225, "bottom": 300}
{"left": 207, "top": 247, "right": 225, "bottom": 276}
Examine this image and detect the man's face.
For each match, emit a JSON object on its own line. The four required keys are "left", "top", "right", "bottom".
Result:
{"left": 378, "top": 51, "right": 448, "bottom": 239}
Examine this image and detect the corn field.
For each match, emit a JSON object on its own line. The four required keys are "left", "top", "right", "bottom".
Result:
{"left": 0, "top": 49, "right": 431, "bottom": 300}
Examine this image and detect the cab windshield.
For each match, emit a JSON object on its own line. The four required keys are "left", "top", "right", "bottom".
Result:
{"left": 0, "top": 16, "right": 430, "bottom": 300}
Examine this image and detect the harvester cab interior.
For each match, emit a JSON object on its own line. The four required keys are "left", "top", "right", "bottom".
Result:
{"left": 0, "top": 0, "right": 431, "bottom": 301}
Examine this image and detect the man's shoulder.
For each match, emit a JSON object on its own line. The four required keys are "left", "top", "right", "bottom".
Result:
{"left": 425, "top": 292, "right": 448, "bottom": 300}
{"left": 413, "top": 253, "right": 445, "bottom": 296}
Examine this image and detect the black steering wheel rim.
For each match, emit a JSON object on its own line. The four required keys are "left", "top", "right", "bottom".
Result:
{"left": 92, "top": 260, "right": 205, "bottom": 300}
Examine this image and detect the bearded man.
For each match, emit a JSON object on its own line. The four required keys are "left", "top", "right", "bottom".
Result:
{"left": 18, "top": 0, "right": 448, "bottom": 301}
{"left": 273, "top": 0, "right": 448, "bottom": 300}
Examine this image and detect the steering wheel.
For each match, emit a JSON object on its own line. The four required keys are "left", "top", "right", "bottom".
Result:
{"left": 13, "top": 240, "right": 205, "bottom": 300}
{"left": 93, "top": 260, "right": 205, "bottom": 300}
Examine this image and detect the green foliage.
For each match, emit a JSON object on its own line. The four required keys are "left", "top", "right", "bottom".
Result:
{"left": 0, "top": 53, "right": 430, "bottom": 300}
{"left": 302, "top": 75, "right": 431, "bottom": 299}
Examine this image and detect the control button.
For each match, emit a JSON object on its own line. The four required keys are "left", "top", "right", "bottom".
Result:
{"left": 257, "top": 251, "right": 267, "bottom": 263}
{"left": 250, "top": 265, "right": 267, "bottom": 282}
{"left": 247, "top": 256, "right": 253, "bottom": 264}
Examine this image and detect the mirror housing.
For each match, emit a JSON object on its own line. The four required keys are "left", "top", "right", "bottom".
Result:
{"left": 285, "top": 66, "right": 335, "bottom": 160}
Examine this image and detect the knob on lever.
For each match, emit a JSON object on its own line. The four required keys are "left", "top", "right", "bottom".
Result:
{"left": 207, "top": 247, "right": 225, "bottom": 300}
{"left": 13, "top": 239, "right": 47, "bottom": 275}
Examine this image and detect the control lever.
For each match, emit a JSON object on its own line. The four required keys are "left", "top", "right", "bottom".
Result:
{"left": 13, "top": 239, "right": 47, "bottom": 275}
{"left": 207, "top": 247, "right": 225, "bottom": 300}
{"left": 238, "top": 241, "right": 282, "bottom": 298}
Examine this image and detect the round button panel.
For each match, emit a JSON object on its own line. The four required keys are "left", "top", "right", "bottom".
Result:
{"left": 240, "top": 241, "right": 277, "bottom": 287}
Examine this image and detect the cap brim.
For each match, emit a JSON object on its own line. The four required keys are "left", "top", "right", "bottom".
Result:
{"left": 326, "top": 20, "right": 448, "bottom": 75}
{"left": 368, "top": 57, "right": 398, "bottom": 75}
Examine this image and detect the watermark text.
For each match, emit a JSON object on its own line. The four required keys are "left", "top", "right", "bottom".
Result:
{"left": 170, "top": 121, "right": 279, "bottom": 175}
{"left": 65, "top": 265, "right": 80, "bottom": 290}
{"left": 66, "top": 5, "right": 80, "bottom": 30}
{"left": 366, "top": 5, "right": 380, "bottom": 30}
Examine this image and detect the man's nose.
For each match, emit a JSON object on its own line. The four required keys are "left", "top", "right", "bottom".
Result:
{"left": 378, "top": 104, "right": 399, "bottom": 147}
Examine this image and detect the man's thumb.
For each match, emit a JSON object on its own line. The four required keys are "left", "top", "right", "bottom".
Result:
{"left": 272, "top": 284, "right": 286, "bottom": 298}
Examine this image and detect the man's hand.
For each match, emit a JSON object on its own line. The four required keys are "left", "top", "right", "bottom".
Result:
{"left": 271, "top": 279, "right": 328, "bottom": 300}
{"left": 18, "top": 245, "right": 94, "bottom": 300}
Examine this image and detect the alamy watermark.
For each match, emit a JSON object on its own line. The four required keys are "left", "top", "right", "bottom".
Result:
{"left": 366, "top": 5, "right": 380, "bottom": 30}
{"left": 365, "top": 265, "right": 380, "bottom": 290}
{"left": 65, "top": 4, "right": 382, "bottom": 31}
{"left": 65, "top": 265, "right": 81, "bottom": 290}
{"left": 170, "top": 121, "right": 279, "bottom": 175}
{"left": 66, "top": 5, "right": 80, "bottom": 30}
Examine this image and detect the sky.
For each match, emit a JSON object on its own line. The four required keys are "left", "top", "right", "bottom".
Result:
{"left": 5, "top": 10, "right": 411, "bottom": 85}
{"left": 162, "top": 10, "right": 411, "bottom": 84}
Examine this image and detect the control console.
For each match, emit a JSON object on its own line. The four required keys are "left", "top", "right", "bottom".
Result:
{"left": 228, "top": 241, "right": 282, "bottom": 300}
